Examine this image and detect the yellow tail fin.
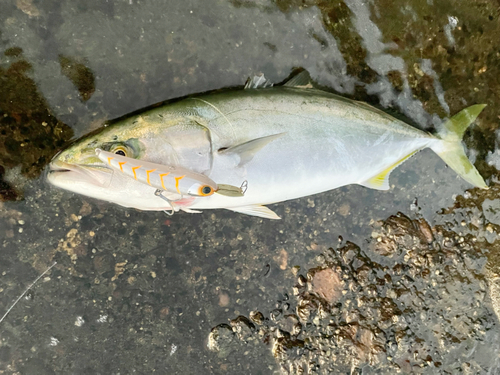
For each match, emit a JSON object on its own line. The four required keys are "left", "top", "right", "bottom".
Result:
{"left": 431, "top": 105, "right": 488, "bottom": 189}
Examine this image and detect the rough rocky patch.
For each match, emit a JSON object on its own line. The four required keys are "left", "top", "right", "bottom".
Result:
{"left": 209, "top": 212, "right": 499, "bottom": 374}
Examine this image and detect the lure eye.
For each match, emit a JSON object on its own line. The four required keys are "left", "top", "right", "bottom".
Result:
{"left": 199, "top": 185, "right": 214, "bottom": 196}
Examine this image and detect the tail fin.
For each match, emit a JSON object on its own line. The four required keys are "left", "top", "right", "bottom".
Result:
{"left": 431, "top": 104, "right": 488, "bottom": 189}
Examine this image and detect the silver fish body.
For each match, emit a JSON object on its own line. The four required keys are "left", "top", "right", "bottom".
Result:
{"left": 188, "top": 88, "right": 433, "bottom": 206}
{"left": 47, "top": 74, "right": 487, "bottom": 219}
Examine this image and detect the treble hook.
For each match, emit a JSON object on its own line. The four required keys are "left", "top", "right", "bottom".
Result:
{"left": 240, "top": 180, "right": 248, "bottom": 194}
{"left": 154, "top": 189, "right": 175, "bottom": 216}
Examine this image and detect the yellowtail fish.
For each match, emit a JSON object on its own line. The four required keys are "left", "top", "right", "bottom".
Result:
{"left": 47, "top": 71, "right": 488, "bottom": 219}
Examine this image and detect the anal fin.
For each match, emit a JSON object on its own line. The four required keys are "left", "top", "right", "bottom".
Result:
{"left": 227, "top": 205, "right": 281, "bottom": 220}
{"left": 359, "top": 151, "right": 417, "bottom": 190}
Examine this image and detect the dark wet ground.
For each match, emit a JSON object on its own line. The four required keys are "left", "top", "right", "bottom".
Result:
{"left": 1, "top": 0, "right": 500, "bottom": 374}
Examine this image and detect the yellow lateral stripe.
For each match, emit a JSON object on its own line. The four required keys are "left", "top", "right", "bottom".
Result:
{"left": 174, "top": 175, "right": 185, "bottom": 194}
{"left": 146, "top": 169, "right": 157, "bottom": 185}
{"left": 107, "top": 157, "right": 114, "bottom": 165}
{"left": 118, "top": 161, "right": 127, "bottom": 172}
{"left": 159, "top": 173, "right": 170, "bottom": 190}
{"left": 131, "top": 165, "right": 142, "bottom": 180}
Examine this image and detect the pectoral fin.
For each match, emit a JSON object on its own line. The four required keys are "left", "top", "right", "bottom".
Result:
{"left": 219, "top": 133, "right": 285, "bottom": 166}
{"left": 359, "top": 152, "right": 417, "bottom": 190}
{"left": 227, "top": 205, "right": 281, "bottom": 220}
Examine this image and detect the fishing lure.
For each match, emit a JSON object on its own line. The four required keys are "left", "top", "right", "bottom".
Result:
{"left": 95, "top": 148, "right": 244, "bottom": 198}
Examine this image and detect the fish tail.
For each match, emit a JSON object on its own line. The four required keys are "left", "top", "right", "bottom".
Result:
{"left": 431, "top": 104, "right": 488, "bottom": 189}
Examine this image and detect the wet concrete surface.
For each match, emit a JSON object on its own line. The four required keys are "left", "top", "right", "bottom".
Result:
{"left": 1, "top": 0, "right": 500, "bottom": 374}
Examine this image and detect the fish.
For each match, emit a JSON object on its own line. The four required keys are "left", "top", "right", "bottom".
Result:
{"left": 47, "top": 71, "right": 488, "bottom": 219}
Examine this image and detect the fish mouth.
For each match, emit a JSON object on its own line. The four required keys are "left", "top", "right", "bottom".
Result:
{"left": 47, "top": 160, "right": 112, "bottom": 187}
{"left": 48, "top": 160, "right": 75, "bottom": 174}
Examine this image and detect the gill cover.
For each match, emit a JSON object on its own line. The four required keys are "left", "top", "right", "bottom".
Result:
{"left": 162, "top": 121, "right": 213, "bottom": 175}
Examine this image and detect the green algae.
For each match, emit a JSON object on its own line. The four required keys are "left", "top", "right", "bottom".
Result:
{"left": 0, "top": 48, "right": 73, "bottom": 200}
{"left": 59, "top": 55, "right": 95, "bottom": 102}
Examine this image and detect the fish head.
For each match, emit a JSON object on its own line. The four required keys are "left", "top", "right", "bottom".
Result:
{"left": 47, "top": 122, "right": 166, "bottom": 209}
{"left": 47, "top": 110, "right": 214, "bottom": 210}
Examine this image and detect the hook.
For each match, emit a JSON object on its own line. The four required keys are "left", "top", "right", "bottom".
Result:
{"left": 154, "top": 189, "right": 175, "bottom": 216}
{"left": 240, "top": 180, "right": 248, "bottom": 194}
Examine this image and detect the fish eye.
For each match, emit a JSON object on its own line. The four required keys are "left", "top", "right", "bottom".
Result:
{"left": 111, "top": 146, "right": 128, "bottom": 157}
{"left": 199, "top": 185, "right": 214, "bottom": 196}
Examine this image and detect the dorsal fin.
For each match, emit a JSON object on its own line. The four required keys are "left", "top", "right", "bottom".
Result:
{"left": 244, "top": 74, "right": 274, "bottom": 89}
{"left": 283, "top": 70, "right": 314, "bottom": 88}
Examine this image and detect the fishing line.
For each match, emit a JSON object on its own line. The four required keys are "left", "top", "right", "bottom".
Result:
{"left": 190, "top": 98, "right": 237, "bottom": 140}
{"left": 0, "top": 262, "right": 57, "bottom": 324}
